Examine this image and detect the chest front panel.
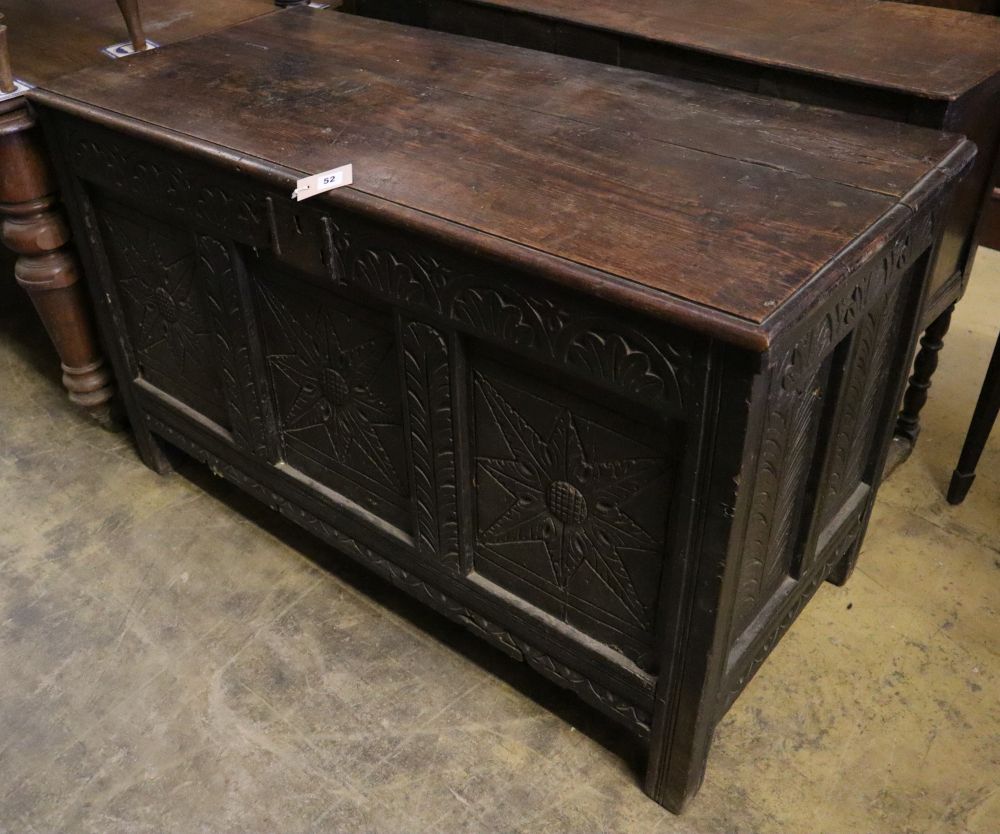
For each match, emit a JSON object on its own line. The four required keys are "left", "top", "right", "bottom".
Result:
{"left": 59, "top": 116, "right": 709, "bottom": 722}
{"left": 97, "top": 200, "right": 231, "bottom": 428}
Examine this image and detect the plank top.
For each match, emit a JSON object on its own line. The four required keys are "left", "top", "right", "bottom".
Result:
{"left": 427, "top": 0, "right": 1000, "bottom": 101}
{"left": 1, "top": 0, "right": 274, "bottom": 87}
{"left": 31, "top": 9, "right": 972, "bottom": 343}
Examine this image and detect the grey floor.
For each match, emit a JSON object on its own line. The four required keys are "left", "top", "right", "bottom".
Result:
{"left": 1, "top": 248, "right": 998, "bottom": 833}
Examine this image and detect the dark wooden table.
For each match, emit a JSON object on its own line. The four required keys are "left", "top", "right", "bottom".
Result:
{"left": 30, "top": 9, "right": 973, "bottom": 813}
{"left": 343, "top": 0, "right": 1000, "bottom": 469}
{"left": 0, "top": 0, "right": 275, "bottom": 419}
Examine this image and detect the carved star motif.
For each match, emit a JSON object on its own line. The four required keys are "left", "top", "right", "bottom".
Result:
{"left": 112, "top": 221, "right": 206, "bottom": 370}
{"left": 261, "top": 287, "right": 400, "bottom": 491}
{"left": 475, "top": 377, "right": 665, "bottom": 627}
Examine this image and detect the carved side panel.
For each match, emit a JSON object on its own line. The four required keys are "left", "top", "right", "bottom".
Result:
{"left": 727, "top": 210, "right": 934, "bottom": 656}
{"left": 720, "top": 504, "right": 866, "bottom": 715}
{"left": 818, "top": 279, "right": 906, "bottom": 526}
{"left": 402, "top": 320, "right": 460, "bottom": 570}
{"left": 98, "top": 202, "right": 229, "bottom": 427}
{"left": 470, "top": 353, "right": 675, "bottom": 672}
{"left": 253, "top": 270, "right": 411, "bottom": 532}
{"left": 731, "top": 330, "right": 831, "bottom": 636}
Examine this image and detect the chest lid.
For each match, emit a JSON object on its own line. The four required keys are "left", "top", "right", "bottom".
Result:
{"left": 30, "top": 8, "right": 974, "bottom": 349}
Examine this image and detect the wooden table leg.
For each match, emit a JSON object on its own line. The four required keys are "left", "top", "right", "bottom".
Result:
{"left": 0, "top": 97, "right": 114, "bottom": 419}
{"left": 947, "top": 331, "right": 1000, "bottom": 504}
{"left": 114, "top": 0, "right": 148, "bottom": 53}
{"left": 895, "top": 304, "right": 955, "bottom": 444}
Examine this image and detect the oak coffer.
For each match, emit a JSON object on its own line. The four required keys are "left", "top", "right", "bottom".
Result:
{"left": 29, "top": 7, "right": 974, "bottom": 812}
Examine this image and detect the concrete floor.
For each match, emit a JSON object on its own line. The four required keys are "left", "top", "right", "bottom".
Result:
{"left": 0, "top": 248, "right": 997, "bottom": 834}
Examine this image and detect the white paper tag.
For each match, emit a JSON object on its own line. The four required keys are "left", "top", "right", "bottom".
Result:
{"left": 292, "top": 164, "right": 353, "bottom": 201}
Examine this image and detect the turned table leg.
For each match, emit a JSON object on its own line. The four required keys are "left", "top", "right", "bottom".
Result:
{"left": 0, "top": 98, "right": 114, "bottom": 418}
{"left": 947, "top": 331, "right": 1000, "bottom": 504}
{"left": 114, "top": 0, "right": 148, "bottom": 53}
{"left": 895, "top": 304, "right": 955, "bottom": 444}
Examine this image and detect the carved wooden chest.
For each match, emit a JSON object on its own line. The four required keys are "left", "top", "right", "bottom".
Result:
{"left": 30, "top": 9, "right": 974, "bottom": 813}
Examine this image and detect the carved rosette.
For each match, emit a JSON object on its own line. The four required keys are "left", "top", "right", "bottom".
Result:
{"left": 470, "top": 369, "right": 672, "bottom": 671}
{"left": 254, "top": 273, "right": 410, "bottom": 529}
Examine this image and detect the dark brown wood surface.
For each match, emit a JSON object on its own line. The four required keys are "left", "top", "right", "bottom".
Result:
{"left": 1, "top": 0, "right": 274, "bottom": 88}
{"left": 397, "top": 0, "right": 1000, "bottom": 99}
{"left": 32, "top": 9, "right": 971, "bottom": 336}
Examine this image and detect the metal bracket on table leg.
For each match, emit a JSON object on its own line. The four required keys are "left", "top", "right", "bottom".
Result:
{"left": 101, "top": 40, "right": 159, "bottom": 59}
{"left": 0, "top": 79, "right": 31, "bottom": 102}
